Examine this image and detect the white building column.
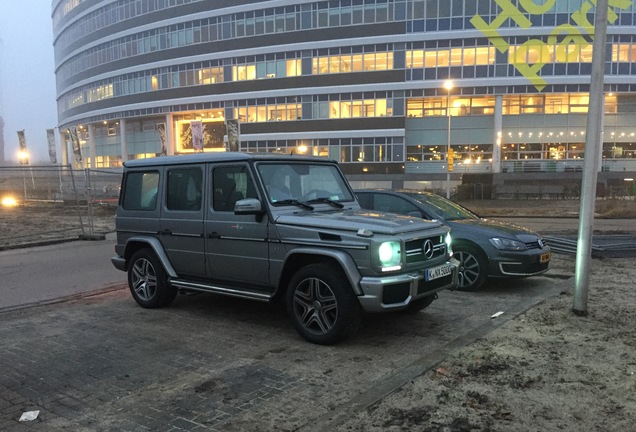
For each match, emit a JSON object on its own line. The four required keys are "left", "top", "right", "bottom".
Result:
{"left": 492, "top": 95, "right": 503, "bottom": 173}
{"left": 88, "top": 125, "right": 97, "bottom": 169}
{"left": 120, "top": 119, "right": 128, "bottom": 163}
{"left": 60, "top": 130, "right": 69, "bottom": 166}
{"left": 166, "top": 114, "right": 175, "bottom": 155}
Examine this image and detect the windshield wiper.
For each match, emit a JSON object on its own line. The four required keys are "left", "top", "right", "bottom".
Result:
{"left": 272, "top": 199, "right": 314, "bottom": 210}
{"left": 306, "top": 197, "right": 344, "bottom": 208}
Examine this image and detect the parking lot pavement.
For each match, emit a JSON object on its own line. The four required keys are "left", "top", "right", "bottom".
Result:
{"left": 0, "top": 275, "right": 568, "bottom": 431}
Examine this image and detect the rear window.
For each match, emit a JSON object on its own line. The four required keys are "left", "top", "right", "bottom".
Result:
{"left": 122, "top": 171, "right": 159, "bottom": 211}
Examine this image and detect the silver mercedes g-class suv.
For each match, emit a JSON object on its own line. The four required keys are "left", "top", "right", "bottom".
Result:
{"left": 112, "top": 153, "right": 458, "bottom": 344}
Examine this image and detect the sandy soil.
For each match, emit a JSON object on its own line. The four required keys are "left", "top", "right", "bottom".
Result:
{"left": 0, "top": 202, "right": 115, "bottom": 248}
{"left": 337, "top": 253, "right": 636, "bottom": 431}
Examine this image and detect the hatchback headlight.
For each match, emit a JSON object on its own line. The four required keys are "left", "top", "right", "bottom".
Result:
{"left": 489, "top": 237, "right": 527, "bottom": 251}
{"left": 378, "top": 241, "right": 401, "bottom": 271}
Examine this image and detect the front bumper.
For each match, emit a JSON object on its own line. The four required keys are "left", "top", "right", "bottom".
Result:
{"left": 488, "top": 248, "right": 551, "bottom": 278}
{"left": 357, "top": 258, "right": 459, "bottom": 312}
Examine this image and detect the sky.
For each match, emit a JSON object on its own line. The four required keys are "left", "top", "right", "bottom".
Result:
{"left": 0, "top": 1, "right": 58, "bottom": 164}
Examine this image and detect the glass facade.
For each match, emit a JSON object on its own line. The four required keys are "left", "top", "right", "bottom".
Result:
{"left": 52, "top": 0, "right": 636, "bottom": 177}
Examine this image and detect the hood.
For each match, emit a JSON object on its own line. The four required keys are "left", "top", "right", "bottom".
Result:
{"left": 275, "top": 209, "right": 444, "bottom": 236}
{"left": 447, "top": 217, "right": 541, "bottom": 240}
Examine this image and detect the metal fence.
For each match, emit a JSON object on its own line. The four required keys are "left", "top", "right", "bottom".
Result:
{"left": 0, "top": 166, "right": 122, "bottom": 249}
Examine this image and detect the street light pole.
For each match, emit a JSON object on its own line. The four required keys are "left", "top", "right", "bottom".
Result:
{"left": 445, "top": 80, "right": 453, "bottom": 199}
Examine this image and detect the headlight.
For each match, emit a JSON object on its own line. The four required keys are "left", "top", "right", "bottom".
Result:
{"left": 378, "top": 241, "right": 401, "bottom": 271}
{"left": 489, "top": 237, "right": 527, "bottom": 251}
{"left": 445, "top": 232, "right": 452, "bottom": 255}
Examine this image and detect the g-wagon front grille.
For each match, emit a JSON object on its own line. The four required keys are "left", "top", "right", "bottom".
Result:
{"left": 405, "top": 235, "right": 446, "bottom": 263}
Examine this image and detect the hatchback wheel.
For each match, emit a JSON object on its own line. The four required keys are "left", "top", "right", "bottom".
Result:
{"left": 454, "top": 245, "right": 488, "bottom": 291}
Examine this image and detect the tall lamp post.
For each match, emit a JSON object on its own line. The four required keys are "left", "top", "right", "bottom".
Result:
{"left": 444, "top": 80, "right": 453, "bottom": 199}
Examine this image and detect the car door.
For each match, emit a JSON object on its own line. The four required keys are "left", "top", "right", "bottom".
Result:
{"left": 159, "top": 165, "right": 206, "bottom": 276}
{"left": 204, "top": 163, "right": 271, "bottom": 288}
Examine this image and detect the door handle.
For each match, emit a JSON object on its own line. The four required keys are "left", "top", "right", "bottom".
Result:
{"left": 207, "top": 232, "right": 221, "bottom": 239}
{"left": 159, "top": 229, "right": 172, "bottom": 235}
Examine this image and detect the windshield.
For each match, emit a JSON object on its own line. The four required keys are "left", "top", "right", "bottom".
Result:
{"left": 258, "top": 162, "right": 355, "bottom": 206}
{"left": 406, "top": 192, "right": 478, "bottom": 221}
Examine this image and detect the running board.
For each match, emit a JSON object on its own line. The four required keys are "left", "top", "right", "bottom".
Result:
{"left": 170, "top": 279, "right": 274, "bottom": 302}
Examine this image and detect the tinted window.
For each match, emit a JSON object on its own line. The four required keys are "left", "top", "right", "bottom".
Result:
{"left": 213, "top": 165, "right": 257, "bottom": 212}
{"left": 166, "top": 168, "right": 202, "bottom": 211}
{"left": 373, "top": 194, "right": 420, "bottom": 216}
{"left": 122, "top": 171, "right": 159, "bottom": 211}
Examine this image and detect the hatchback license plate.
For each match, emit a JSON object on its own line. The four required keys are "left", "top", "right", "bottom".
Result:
{"left": 426, "top": 264, "right": 453, "bottom": 281}
{"left": 540, "top": 252, "right": 551, "bottom": 263}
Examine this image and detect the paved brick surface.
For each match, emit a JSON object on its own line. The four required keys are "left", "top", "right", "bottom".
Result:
{"left": 0, "top": 276, "right": 566, "bottom": 431}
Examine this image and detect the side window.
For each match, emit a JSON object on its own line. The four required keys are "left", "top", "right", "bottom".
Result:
{"left": 122, "top": 171, "right": 159, "bottom": 211}
{"left": 213, "top": 165, "right": 258, "bottom": 212}
{"left": 166, "top": 168, "right": 202, "bottom": 211}
{"left": 374, "top": 194, "right": 420, "bottom": 216}
{"left": 356, "top": 193, "right": 372, "bottom": 209}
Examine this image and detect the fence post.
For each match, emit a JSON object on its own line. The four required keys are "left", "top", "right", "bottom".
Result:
{"left": 68, "top": 165, "right": 86, "bottom": 236}
{"left": 79, "top": 168, "right": 105, "bottom": 241}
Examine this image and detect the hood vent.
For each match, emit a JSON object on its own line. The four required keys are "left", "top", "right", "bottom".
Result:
{"left": 319, "top": 232, "right": 342, "bottom": 242}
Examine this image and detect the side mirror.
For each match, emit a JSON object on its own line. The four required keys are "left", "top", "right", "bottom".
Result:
{"left": 234, "top": 198, "right": 265, "bottom": 221}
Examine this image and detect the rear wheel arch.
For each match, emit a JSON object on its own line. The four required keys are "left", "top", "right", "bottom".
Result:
{"left": 123, "top": 237, "right": 177, "bottom": 278}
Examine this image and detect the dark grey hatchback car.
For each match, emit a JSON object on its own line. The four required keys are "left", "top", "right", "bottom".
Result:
{"left": 355, "top": 189, "right": 551, "bottom": 291}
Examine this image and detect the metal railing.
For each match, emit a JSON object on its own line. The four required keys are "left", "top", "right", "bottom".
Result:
{"left": 0, "top": 165, "right": 122, "bottom": 248}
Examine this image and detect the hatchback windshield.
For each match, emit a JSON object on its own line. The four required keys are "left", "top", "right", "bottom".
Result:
{"left": 406, "top": 192, "right": 478, "bottom": 221}
{"left": 257, "top": 163, "right": 355, "bottom": 205}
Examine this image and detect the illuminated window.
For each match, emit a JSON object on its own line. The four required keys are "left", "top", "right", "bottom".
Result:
{"left": 352, "top": 54, "right": 363, "bottom": 71}
{"left": 286, "top": 59, "right": 301, "bottom": 77}
{"left": 569, "top": 94, "right": 589, "bottom": 113}
{"left": 436, "top": 50, "right": 449, "bottom": 67}
{"left": 407, "top": 99, "right": 423, "bottom": 118}
{"left": 424, "top": 51, "right": 437, "bottom": 67}
{"left": 407, "top": 50, "right": 424, "bottom": 68}
{"left": 580, "top": 44, "right": 594, "bottom": 62}
{"left": 613, "top": 44, "right": 631, "bottom": 62}
{"left": 463, "top": 48, "right": 476, "bottom": 66}
{"left": 450, "top": 48, "right": 463, "bottom": 66}
{"left": 475, "top": 47, "right": 495, "bottom": 64}
{"left": 605, "top": 94, "right": 617, "bottom": 113}
{"left": 199, "top": 67, "right": 223, "bottom": 84}
{"left": 545, "top": 95, "right": 568, "bottom": 114}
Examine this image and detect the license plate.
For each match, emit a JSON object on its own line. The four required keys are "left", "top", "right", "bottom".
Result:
{"left": 540, "top": 252, "right": 551, "bottom": 263}
{"left": 426, "top": 264, "right": 454, "bottom": 281}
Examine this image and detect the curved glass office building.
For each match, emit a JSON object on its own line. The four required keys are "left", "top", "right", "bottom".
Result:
{"left": 53, "top": 0, "right": 636, "bottom": 186}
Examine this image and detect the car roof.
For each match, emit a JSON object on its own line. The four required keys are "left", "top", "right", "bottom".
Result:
{"left": 123, "top": 152, "right": 333, "bottom": 168}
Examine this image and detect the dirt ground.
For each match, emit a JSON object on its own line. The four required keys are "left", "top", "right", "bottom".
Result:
{"left": 337, "top": 252, "right": 636, "bottom": 431}
{"left": 1, "top": 197, "right": 636, "bottom": 431}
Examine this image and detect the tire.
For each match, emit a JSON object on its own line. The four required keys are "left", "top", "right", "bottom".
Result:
{"left": 127, "top": 249, "right": 177, "bottom": 308}
{"left": 286, "top": 263, "right": 362, "bottom": 345}
{"left": 401, "top": 293, "right": 437, "bottom": 314}
{"left": 454, "top": 245, "right": 488, "bottom": 291}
